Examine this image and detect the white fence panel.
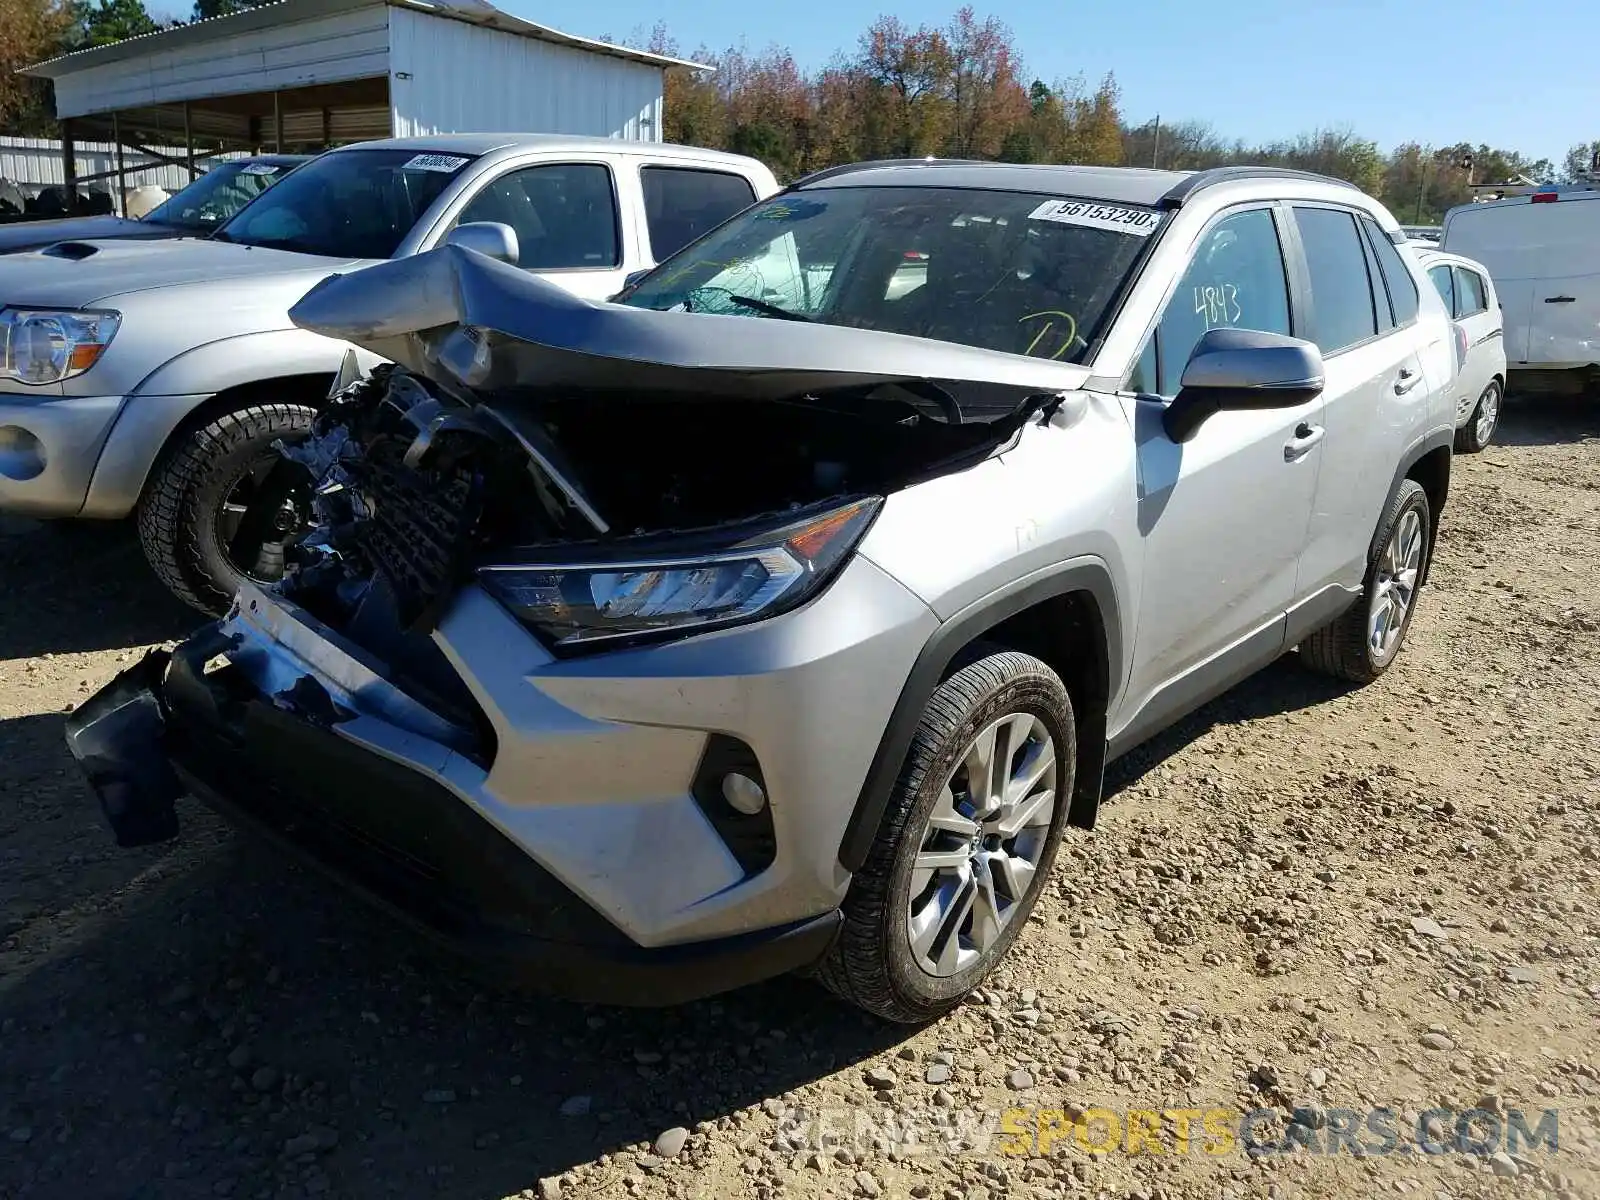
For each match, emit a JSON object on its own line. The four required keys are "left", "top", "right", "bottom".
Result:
{"left": 0, "top": 135, "right": 246, "bottom": 190}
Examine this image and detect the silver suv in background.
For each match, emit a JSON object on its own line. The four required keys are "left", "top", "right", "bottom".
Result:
{"left": 67, "top": 162, "right": 1456, "bottom": 1023}
{"left": 0, "top": 135, "right": 778, "bottom": 612}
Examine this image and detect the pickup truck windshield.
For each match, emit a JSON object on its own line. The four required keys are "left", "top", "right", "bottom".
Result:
{"left": 143, "top": 160, "right": 297, "bottom": 231}
{"left": 623, "top": 185, "right": 1159, "bottom": 363}
{"left": 215, "top": 149, "right": 475, "bottom": 259}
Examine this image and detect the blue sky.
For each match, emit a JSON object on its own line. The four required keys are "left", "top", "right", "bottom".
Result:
{"left": 514, "top": 0, "right": 1596, "bottom": 168}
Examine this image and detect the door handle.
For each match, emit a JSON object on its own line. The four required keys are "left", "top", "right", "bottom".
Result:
{"left": 1284, "top": 422, "right": 1325, "bottom": 462}
{"left": 1544, "top": 295, "right": 1576, "bottom": 304}
{"left": 1394, "top": 367, "right": 1422, "bottom": 395}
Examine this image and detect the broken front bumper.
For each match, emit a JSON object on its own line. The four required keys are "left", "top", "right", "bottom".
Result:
{"left": 63, "top": 633, "right": 841, "bottom": 1007}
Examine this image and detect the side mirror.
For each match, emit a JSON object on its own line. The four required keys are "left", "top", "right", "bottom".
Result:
{"left": 444, "top": 221, "right": 519, "bottom": 266}
{"left": 1162, "top": 327, "right": 1325, "bottom": 443}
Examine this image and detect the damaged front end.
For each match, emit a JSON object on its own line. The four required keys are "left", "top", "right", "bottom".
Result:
{"left": 66, "top": 242, "right": 1071, "bottom": 900}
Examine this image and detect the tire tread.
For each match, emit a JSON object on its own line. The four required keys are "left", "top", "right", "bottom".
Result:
{"left": 816, "top": 650, "right": 1071, "bottom": 1023}
{"left": 1300, "top": 478, "right": 1429, "bottom": 684}
{"left": 136, "top": 403, "right": 317, "bottom": 614}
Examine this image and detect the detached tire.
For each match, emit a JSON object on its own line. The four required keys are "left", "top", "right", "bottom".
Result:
{"left": 1454, "top": 379, "right": 1502, "bottom": 454}
{"left": 817, "top": 650, "right": 1075, "bottom": 1023}
{"left": 137, "top": 403, "right": 317, "bottom": 615}
{"left": 1300, "top": 478, "right": 1431, "bottom": 684}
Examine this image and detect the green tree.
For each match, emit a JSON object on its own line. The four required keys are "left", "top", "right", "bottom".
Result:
{"left": 1561, "top": 140, "right": 1600, "bottom": 182}
{"left": 189, "top": 0, "right": 260, "bottom": 19}
{"left": 71, "top": 0, "right": 158, "bottom": 47}
{"left": 0, "top": 0, "right": 71, "bottom": 132}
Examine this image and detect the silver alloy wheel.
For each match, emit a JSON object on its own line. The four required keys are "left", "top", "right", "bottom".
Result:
{"left": 1368, "top": 507, "right": 1424, "bottom": 660}
{"left": 1475, "top": 381, "right": 1501, "bottom": 444}
{"left": 906, "top": 712, "right": 1058, "bottom": 978}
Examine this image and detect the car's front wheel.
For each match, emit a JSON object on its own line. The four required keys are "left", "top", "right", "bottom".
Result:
{"left": 817, "top": 650, "right": 1075, "bottom": 1023}
{"left": 1454, "top": 379, "right": 1502, "bottom": 454}
{"left": 1300, "top": 478, "right": 1431, "bottom": 684}
{"left": 137, "top": 403, "right": 317, "bottom": 615}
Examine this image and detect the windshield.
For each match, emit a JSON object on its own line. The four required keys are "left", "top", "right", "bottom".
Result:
{"left": 623, "top": 185, "right": 1160, "bottom": 363}
{"left": 143, "top": 160, "right": 297, "bottom": 231}
{"left": 215, "top": 149, "right": 475, "bottom": 259}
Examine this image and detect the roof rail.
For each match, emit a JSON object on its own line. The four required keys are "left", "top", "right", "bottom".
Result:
{"left": 788, "top": 157, "right": 992, "bottom": 190}
{"left": 1158, "top": 165, "right": 1359, "bottom": 209}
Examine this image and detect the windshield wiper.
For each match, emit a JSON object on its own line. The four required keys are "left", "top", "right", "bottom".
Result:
{"left": 726, "top": 294, "right": 814, "bottom": 322}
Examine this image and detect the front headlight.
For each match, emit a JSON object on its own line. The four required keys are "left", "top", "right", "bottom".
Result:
{"left": 478, "top": 497, "right": 881, "bottom": 650}
{"left": 1, "top": 308, "right": 121, "bottom": 385}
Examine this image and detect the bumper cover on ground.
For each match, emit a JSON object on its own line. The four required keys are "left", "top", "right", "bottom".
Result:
{"left": 64, "top": 643, "right": 840, "bottom": 1007}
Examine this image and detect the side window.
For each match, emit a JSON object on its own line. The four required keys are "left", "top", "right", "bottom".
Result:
{"left": 1453, "top": 266, "right": 1488, "bottom": 316}
{"left": 641, "top": 166, "right": 757, "bottom": 261}
{"left": 1145, "top": 207, "right": 1292, "bottom": 395}
{"left": 1364, "top": 216, "right": 1421, "bottom": 325}
{"left": 1294, "top": 207, "right": 1377, "bottom": 353}
{"left": 457, "top": 163, "right": 619, "bottom": 270}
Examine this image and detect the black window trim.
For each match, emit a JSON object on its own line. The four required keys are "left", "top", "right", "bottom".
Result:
{"left": 638, "top": 163, "right": 760, "bottom": 263}
{"left": 1288, "top": 202, "right": 1393, "bottom": 359}
{"left": 451, "top": 158, "right": 623, "bottom": 273}
{"left": 1121, "top": 199, "right": 1299, "bottom": 397}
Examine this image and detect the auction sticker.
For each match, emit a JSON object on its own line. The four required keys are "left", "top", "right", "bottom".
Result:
{"left": 403, "top": 153, "right": 471, "bottom": 173}
{"left": 240, "top": 162, "right": 283, "bottom": 175}
{"left": 1028, "top": 199, "right": 1161, "bottom": 236}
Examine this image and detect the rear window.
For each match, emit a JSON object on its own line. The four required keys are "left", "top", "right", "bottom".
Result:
{"left": 1453, "top": 266, "right": 1489, "bottom": 316}
{"left": 641, "top": 166, "right": 757, "bottom": 260}
{"left": 625, "top": 186, "right": 1159, "bottom": 363}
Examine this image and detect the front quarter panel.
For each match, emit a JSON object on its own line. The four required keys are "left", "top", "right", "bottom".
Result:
{"left": 857, "top": 389, "right": 1139, "bottom": 711}
{"left": 79, "top": 328, "right": 384, "bottom": 518}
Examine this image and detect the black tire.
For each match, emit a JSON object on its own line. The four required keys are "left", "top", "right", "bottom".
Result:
{"left": 1454, "top": 379, "right": 1502, "bottom": 454}
{"left": 1300, "top": 478, "right": 1431, "bottom": 684}
{"left": 816, "top": 650, "right": 1075, "bottom": 1023}
{"left": 136, "top": 403, "right": 317, "bottom": 615}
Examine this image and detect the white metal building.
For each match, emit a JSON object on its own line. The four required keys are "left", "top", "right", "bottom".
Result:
{"left": 18, "top": 0, "right": 694, "bottom": 204}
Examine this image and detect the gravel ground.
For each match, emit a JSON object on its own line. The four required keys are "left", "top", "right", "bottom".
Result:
{"left": 2, "top": 396, "right": 1597, "bottom": 1200}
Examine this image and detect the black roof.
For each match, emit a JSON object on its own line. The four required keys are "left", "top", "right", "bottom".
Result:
{"left": 790, "top": 160, "right": 1359, "bottom": 208}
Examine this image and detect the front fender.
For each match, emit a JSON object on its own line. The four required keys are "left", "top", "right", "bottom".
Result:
{"left": 836, "top": 556, "right": 1124, "bottom": 871}
{"left": 79, "top": 329, "right": 386, "bottom": 519}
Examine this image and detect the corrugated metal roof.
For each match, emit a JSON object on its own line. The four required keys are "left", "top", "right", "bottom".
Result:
{"left": 22, "top": 0, "right": 702, "bottom": 76}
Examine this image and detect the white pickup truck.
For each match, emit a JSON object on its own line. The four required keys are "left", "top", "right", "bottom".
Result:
{"left": 0, "top": 134, "right": 778, "bottom": 612}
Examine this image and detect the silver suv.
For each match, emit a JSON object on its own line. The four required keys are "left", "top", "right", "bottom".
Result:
{"left": 66, "top": 162, "right": 1456, "bottom": 1023}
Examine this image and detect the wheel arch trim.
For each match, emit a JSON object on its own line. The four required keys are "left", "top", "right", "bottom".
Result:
{"left": 1383, "top": 428, "right": 1453, "bottom": 586}
{"left": 837, "top": 557, "right": 1123, "bottom": 872}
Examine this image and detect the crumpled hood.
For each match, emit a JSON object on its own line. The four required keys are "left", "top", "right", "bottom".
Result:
{"left": 0, "top": 215, "right": 184, "bottom": 255}
{"left": 0, "top": 236, "right": 363, "bottom": 308}
{"left": 287, "top": 244, "right": 1092, "bottom": 419}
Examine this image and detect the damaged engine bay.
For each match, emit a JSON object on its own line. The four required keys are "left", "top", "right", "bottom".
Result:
{"left": 204, "top": 245, "right": 1086, "bottom": 756}
{"left": 269, "top": 360, "right": 1021, "bottom": 636}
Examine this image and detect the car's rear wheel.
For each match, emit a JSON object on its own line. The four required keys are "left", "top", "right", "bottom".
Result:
{"left": 1300, "top": 478, "right": 1431, "bottom": 684}
{"left": 1454, "top": 379, "right": 1502, "bottom": 453}
{"left": 816, "top": 649, "right": 1074, "bottom": 1023}
{"left": 137, "top": 403, "right": 317, "bottom": 615}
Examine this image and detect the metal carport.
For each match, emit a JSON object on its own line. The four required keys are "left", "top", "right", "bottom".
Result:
{"left": 18, "top": 0, "right": 696, "bottom": 212}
